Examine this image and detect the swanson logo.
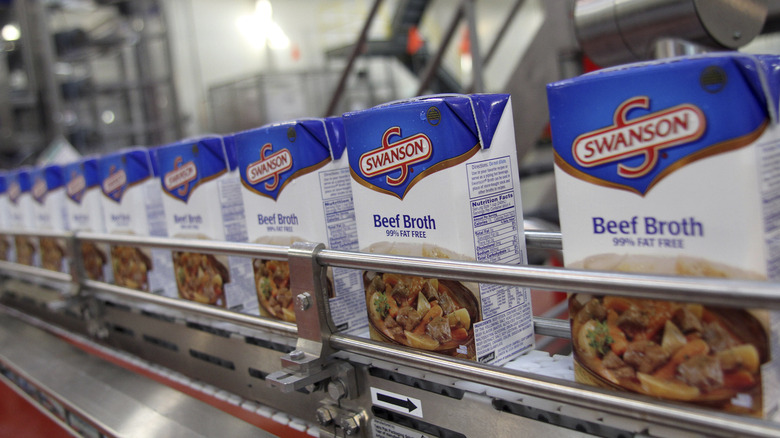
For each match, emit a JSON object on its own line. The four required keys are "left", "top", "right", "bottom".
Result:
{"left": 572, "top": 96, "right": 706, "bottom": 178}
{"left": 8, "top": 182, "right": 20, "bottom": 203}
{"left": 246, "top": 143, "right": 293, "bottom": 191}
{"left": 164, "top": 157, "right": 197, "bottom": 198}
{"left": 359, "top": 126, "right": 432, "bottom": 186}
{"left": 32, "top": 178, "right": 47, "bottom": 202}
{"left": 67, "top": 173, "right": 86, "bottom": 202}
{"left": 103, "top": 167, "right": 127, "bottom": 197}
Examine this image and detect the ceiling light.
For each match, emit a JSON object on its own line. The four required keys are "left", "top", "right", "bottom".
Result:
{"left": 2, "top": 24, "right": 20, "bottom": 42}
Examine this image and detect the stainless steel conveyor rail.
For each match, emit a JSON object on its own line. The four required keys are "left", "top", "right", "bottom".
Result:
{"left": 0, "top": 310, "right": 277, "bottom": 438}
{"left": 0, "top": 229, "right": 779, "bottom": 437}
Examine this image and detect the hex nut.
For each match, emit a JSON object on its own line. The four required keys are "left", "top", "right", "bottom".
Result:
{"left": 327, "top": 378, "right": 347, "bottom": 401}
{"left": 315, "top": 407, "right": 333, "bottom": 426}
{"left": 297, "top": 292, "right": 312, "bottom": 311}
{"left": 341, "top": 416, "right": 360, "bottom": 436}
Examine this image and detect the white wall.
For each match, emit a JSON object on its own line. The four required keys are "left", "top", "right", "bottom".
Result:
{"left": 163, "top": 0, "right": 397, "bottom": 136}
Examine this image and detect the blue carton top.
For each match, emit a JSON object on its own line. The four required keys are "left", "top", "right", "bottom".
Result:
{"left": 232, "top": 117, "right": 345, "bottom": 200}
{"left": 97, "top": 147, "right": 157, "bottom": 203}
{"left": 8, "top": 167, "right": 32, "bottom": 201}
{"left": 62, "top": 156, "right": 100, "bottom": 204}
{"left": 342, "top": 94, "right": 509, "bottom": 200}
{"left": 30, "top": 164, "right": 64, "bottom": 204}
{"left": 155, "top": 136, "right": 234, "bottom": 203}
{"left": 7, "top": 168, "right": 31, "bottom": 203}
{"left": 547, "top": 54, "right": 780, "bottom": 196}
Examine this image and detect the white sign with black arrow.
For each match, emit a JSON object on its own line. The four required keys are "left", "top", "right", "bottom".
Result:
{"left": 371, "top": 387, "right": 424, "bottom": 418}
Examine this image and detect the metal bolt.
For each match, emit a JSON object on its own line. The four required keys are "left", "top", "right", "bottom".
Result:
{"left": 340, "top": 416, "right": 360, "bottom": 436}
{"left": 327, "top": 378, "right": 347, "bottom": 401}
{"left": 297, "top": 292, "right": 312, "bottom": 311}
{"left": 315, "top": 407, "right": 334, "bottom": 426}
{"left": 733, "top": 30, "right": 742, "bottom": 40}
{"left": 289, "top": 350, "right": 305, "bottom": 361}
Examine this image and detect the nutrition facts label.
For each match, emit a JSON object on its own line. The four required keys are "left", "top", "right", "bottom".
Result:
{"left": 218, "top": 175, "right": 249, "bottom": 243}
{"left": 472, "top": 195, "right": 522, "bottom": 264}
{"left": 467, "top": 157, "right": 522, "bottom": 265}
{"left": 320, "top": 168, "right": 359, "bottom": 252}
{"left": 467, "top": 156, "right": 532, "bottom": 363}
{"left": 219, "top": 175, "right": 258, "bottom": 315}
{"left": 143, "top": 179, "right": 176, "bottom": 298}
{"left": 759, "top": 137, "right": 780, "bottom": 280}
{"left": 319, "top": 167, "right": 366, "bottom": 333}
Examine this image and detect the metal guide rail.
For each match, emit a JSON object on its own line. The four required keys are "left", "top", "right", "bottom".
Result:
{"left": 0, "top": 229, "right": 779, "bottom": 437}
{"left": 0, "top": 307, "right": 278, "bottom": 438}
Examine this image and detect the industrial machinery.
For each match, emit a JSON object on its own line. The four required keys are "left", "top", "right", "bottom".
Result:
{"left": 0, "top": 230, "right": 779, "bottom": 437}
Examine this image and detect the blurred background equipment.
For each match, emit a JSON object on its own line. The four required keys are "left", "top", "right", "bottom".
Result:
{"left": 0, "top": 0, "right": 182, "bottom": 165}
{"left": 575, "top": 0, "right": 772, "bottom": 67}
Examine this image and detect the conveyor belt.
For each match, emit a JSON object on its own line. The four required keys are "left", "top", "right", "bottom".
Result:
{"left": 0, "top": 312, "right": 277, "bottom": 438}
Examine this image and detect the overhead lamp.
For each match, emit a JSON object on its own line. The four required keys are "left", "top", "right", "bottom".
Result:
{"left": 101, "top": 110, "right": 115, "bottom": 124}
{"left": 237, "top": 0, "right": 289, "bottom": 50}
{"left": 2, "top": 23, "right": 20, "bottom": 42}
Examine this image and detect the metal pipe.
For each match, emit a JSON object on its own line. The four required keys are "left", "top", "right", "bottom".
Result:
{"left": 323, "top": 0, "right": 384, "bottom": 117}
{"left": 78, "top": 230, "right": 560, "bottom": 252}
{"left": 481, "top": 0, "right": 526, "bottom": 67}
{"left": 76, "top": 232, "right": 288, "bottom": 260}
{"left": 317, "top": 249, "right": 780, "bottom": 309}
{"left": 82, "top": 279, "right": 297, "bottom": 338}
{"left": 415, "top": 1, "right": 466, "bottom": 96}
{"left": 26, "top": 0, "right": 64, "bottom": 142}
{"left": 533, "top": 316, "right": 570, "bottom": 339}
{"left": 156, "top": 1, "right": 184, "bottom": 140}
{"left": 2, "top": 229, "right": 560, "bottom": 252}
{"left": 575, "top": 0, "right": 767, "bottom": 67}
{"left": 329, "top": 334, "right": 780, "bottom": 438}
{"left": 3, "top": 229, "right": 72, "bottom": 239}
{"left": 463, "top": 0, "right": 484, "bottom": 93}
{"left": 7, "top": 230, "right": 779, "bottom": 311}
{"left": 524, "top": 230, "right": 562, "bottom": 250}
{"left": 0, "top": 260, "right": 72, "bottom": 283}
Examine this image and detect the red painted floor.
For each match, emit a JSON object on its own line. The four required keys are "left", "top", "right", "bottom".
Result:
{"left": 0, "top": 379, "right": 71, "bottom": 438}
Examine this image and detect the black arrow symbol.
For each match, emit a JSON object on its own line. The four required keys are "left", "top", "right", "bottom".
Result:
{"left": 377, "top": 393, "right": 417, "bottom": 412}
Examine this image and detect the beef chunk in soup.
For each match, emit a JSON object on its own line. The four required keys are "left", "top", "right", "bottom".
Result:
{"left": 426, "top": 316, "right": 452, "bottom": 343}
{"left": 677, "top": 355, "right": 724, "bottom": 391}
{"left": 396, "top": 306, "right": 422, "bottom": 331}
{"left": 623, "top": 340, "right": 668, "bottom": 374}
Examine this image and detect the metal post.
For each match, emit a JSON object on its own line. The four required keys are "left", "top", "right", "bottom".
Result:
{"left": 323, "top": 0, "right": 384, "bottom": 117}
{"left": 266, "top": 242, "right": 357, "bottom": 395}
{"left": 414, "top": 1, "right": 466, "bottom": 96}
{"left": 0, "top": 47, "right": 13, "bottom": 148}
{"left": 482, "top": 0, "right": 526, "bottom": 67}
{"left": 464, "top": 0, "right": 484, "bottom": 93}
{"left": 26, "top": 0, "right": 64, "bottom": 144}
{"left": 156, "top": 1, "right": 184, "bottom": 140}
{"left": 132, "top": 0, "right": 163, "bottom": 145}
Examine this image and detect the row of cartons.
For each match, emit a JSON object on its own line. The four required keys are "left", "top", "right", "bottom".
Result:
{"left": 1, "top": 53, "right": 779, "bottom": 420}
{"left": 0, "top": 94, "right": 535, "bottom": 367}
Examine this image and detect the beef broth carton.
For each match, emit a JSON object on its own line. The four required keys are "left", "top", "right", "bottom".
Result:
{"left": 6, "top": 168, "right": 39, "bottom": 267}
{"left": 63, "top": 157, "right": 112, "bottom": 282}
{"left": 97, "top": 148, "right": 176, "bottom": 297}
{"left": 155, "top": 136, "right": 257, "bottom": 314}
{"left": 343, "top": 94, "right": 534, "bottom": 364}
{"left": 547, "top": 54, "right": 780, "bottom": 418}
{"left": 0, "top": 173, "right": 12, "bottom": 261}
{"left": 30, "top": 165, "right": 69, "bottom": 273}
{"left": 233, "top": 118, "right": 367, "bottom": 333}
